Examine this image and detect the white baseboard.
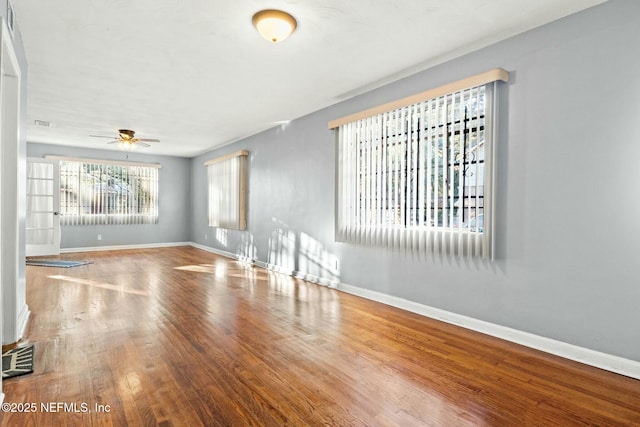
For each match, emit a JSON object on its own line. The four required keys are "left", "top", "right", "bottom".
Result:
{"left": 189, "top": 242, "right": 238, "bottom": 260}
{"left": 60, "top": 241, "right": 191, "bottom": 253}
{"left": 189, "top": 243, "right": 341, "bottom": 289}
{"left": 253, "top": 260, "right": 336, "bottom": 286}
{"left": 17, "top": 304, "right": 30, "bottom": 341}
{"left": 338, "top": 282, "right": 640, "bottom": 380}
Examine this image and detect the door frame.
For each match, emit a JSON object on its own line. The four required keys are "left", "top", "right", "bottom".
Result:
{"left": 26, "top": 158, "right": 61, "bottom": 257}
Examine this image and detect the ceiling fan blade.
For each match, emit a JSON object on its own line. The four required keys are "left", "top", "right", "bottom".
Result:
{"left": 90, "top": 130, "right": 158, "bottom": 148}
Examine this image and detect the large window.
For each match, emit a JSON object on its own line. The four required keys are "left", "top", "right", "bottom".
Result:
{"left": 331, "top": 69, "right": 508, "bottom": 258}
{"left": 59, "top": 159, "right": 160, "bottom": 225}
{"left": 205, "top": 150, "right": 248, "bottom": 230}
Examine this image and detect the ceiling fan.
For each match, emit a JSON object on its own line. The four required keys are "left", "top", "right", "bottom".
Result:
{"left": 90, "top": 129, "right": 160, "bottom": 148}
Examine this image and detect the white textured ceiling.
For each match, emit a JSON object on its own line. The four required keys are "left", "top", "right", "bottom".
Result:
{"left": 15, "top": 0, "right": 606, "bottom": 157}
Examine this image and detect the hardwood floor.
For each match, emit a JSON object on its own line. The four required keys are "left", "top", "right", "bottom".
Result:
{"left": 2, "top": 247, "right": 639, "bottom": 426}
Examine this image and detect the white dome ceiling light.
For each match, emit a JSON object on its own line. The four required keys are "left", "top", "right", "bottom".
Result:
{"left": 252, "top": 9, "right": 297, "bottom": 43}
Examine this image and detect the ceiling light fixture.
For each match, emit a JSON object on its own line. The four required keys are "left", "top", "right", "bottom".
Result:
{"left": 252, "top": 9, "right": 297, "bottom": 43}
{"left": 119, "top": 140, "right": 136, "bottom": 151}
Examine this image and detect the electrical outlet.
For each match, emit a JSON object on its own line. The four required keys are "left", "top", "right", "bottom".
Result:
{"left": 205, "top": 234, "right": 208, "bottom": 240}
{"left": 97, "top": 235, "right": 102, "bottom": 241}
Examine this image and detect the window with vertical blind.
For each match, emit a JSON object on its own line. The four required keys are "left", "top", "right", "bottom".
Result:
{"left": 329, "top": 69, "right": 508, "bottom": 258}
{"left": 56, "top": 158, "right": 160, "bottom": 225}
{"left": 205, "top": 150, "right": 248, "bottom": 230}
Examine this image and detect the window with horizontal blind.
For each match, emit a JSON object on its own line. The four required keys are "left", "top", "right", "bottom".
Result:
{"left": 205, "top": 150, "right": 248, "bottom": 230}
{"left": 330, "top": 69, "right": 508, "bottom": 258}
{"left": 57, "top": 158, "right": 160, "bottom": 225}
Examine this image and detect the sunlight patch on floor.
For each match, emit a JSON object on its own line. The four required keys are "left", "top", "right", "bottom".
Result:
{"left": 174, "top": 264, "right": 216, "bottom": 274}
{"left": 174, "top": 263, "right": 266, "bottom": 280}
{"left": 48, "top": 275, "right": 149, "bottom": 296}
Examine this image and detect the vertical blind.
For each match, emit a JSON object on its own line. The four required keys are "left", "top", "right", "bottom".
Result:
{"left": 59, "top": 159, "right": 159, "bottom": 225}
{"left": 332, "top": 70, "right": 507, "bottom": 258}
{"left": 206, "top": 150, "right": 248, "bottom": 230}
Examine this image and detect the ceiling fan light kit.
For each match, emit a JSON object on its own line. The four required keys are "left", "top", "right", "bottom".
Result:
{"left": 90, "top": 128, "right": 160, "bottom": 149}
{"left": 118, "top": 129, "right": 136, "bottom": 139}
{"left": 252, "top": 9, "right": 297, "bottom": 43}
{"left": 118, "top": 140, "right": 136, "bottom": 151}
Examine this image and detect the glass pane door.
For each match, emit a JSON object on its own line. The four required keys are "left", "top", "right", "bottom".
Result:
{"left": 26, "top": 159, "right": 60, "bottom": 257}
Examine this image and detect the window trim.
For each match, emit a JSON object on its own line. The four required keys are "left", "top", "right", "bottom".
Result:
{"left": 328, "top": 68, "right": 508, "bottom": 130}
{"left": 45, "top": 155, "right": 162, "bottom": 169}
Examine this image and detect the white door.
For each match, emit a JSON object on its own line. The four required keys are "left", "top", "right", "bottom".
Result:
{"left": 26, "top": 158, "right": 60, "bottom": 257}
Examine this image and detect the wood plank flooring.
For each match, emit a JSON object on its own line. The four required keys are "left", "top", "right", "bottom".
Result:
{"left": 1, "top": 247, "right": 639, "bottom": 426}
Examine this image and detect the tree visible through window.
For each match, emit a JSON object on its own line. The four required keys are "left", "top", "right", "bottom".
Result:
{"left": 360, "top": 91, "right": 485, "bottom": 230}
{"left": 60, "top": 160, "right": 159, "bottom": 225}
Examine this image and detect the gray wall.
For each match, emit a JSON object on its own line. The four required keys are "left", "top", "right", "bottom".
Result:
{"left": 191, "top": 0, "right": 640, "bottom": 362}
{"left": 28, "top": 143, "right": 191, "bottom": 248}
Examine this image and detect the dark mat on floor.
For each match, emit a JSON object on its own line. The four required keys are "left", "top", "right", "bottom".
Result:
{"left": 26, "top": 259, "right": 91, "bottom": 268}
{"left": 2, "top": 345, "right": 34, "bottom": 379}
